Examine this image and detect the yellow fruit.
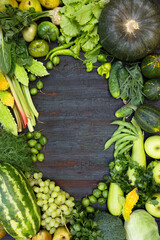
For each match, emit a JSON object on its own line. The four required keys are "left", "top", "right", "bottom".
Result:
{"left": 39, "top": 0, "right": 60, "bottom": 9}
{"left": 19, "top": 0, "right": 42, "bottom": 11}
{"left": 0, "top": 73, "right": 9, "bottom": 91}
{"left": 0, "top": 0, "right": 18, "bottom": 11}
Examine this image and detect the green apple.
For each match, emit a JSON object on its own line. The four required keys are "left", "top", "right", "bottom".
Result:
{"left": 144, "top": 135, "right": 160, "bottom": 159}
{"left": 148, "top": 160, "right": 160, "bottom": 184}
{"left": 145, "top": 193, "right": 160, "bottom": 218}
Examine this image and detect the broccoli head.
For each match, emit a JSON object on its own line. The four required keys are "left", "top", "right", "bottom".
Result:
{"left": 94, "top": 211, "right": 126, "bottom": 240}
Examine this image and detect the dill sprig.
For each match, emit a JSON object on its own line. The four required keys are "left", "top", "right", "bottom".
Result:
{"left": 0, "top": 129, "right": 38, "bottom": 173}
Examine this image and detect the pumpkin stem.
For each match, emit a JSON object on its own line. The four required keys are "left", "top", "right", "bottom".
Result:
{"left": 125, "top": 20, "right": 139, "bottom": 34}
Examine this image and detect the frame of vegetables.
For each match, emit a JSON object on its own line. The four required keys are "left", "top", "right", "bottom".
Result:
{"left": 0, "top": 0, "right": 160, "bottom": 240}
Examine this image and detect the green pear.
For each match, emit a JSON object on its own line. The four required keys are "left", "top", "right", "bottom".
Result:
{"left": 32, "top": 230, "right": 52, "bottom": 240}
{"left": 0, "top": 0, "right": 18, "bottom": 11}
{"left": 52, "top": 227, "right": 72, "bottom": 240}
{"left": 19, "top": 0, "right": 42, "bottom": 11}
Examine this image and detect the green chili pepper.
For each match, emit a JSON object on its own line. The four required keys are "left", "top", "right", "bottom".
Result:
{"left": 50, "top": 49, "right": 81, "bottom": 61}
{"left": 45, "top": 42, "right": 74, "bottom": 60}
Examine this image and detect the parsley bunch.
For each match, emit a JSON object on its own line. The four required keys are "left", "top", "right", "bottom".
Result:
{"left": 105, "top": 155, "right": 160, "bottom": 208}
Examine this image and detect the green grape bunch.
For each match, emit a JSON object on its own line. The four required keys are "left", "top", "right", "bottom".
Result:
{"left": 25, "top": 172, "right": 75, "bottom": 235}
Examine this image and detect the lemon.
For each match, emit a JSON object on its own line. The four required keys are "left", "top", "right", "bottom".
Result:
{"left": 39, "top": 0, "right": 60, "bottom": 9}
{"left": 0, "top": 0, "right": 18, "bottom": 11}
{"left": 19, "top": 0, "right": 42, "bottom": 11}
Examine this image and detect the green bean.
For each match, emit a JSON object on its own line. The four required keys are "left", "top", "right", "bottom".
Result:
{"left": 45, "top": 41, "right": 74, "bottom": 60}
{"left": 114, "top": 141, "right": 130, "bottom": 157}
{"left": 114, "top": 135, "right": 137, "bottom": 149}
{"left": 112, "top": 125, "right": 124, "bottom": 137}
{"left": 114, "top": 140, "right": 130, "bottom": 151}
{"left": 111, "top": 120, "right": 138, "bottom": 134}
{"left": 120, "top": 128, "right": 138, "bottom": 136}
{"left": 104, "top": 133, "right": 131, "bottom": 150}
{"left": 118, "top": 143, "right": 133, "bottom": 155}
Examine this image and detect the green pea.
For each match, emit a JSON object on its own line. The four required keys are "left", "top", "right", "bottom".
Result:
{"left": 46, "top": 61, "right": 53, "bottom": 70}
{"left": 26, "top": 132, "right": 33, "bottom": 139}
{"left": 33, "top": 131, "right": 42, "bottom": 139}
{"left": 88, "top": 195, "right": 97, "bottom": 204}
{"left": 30, "top": 88, "right": 38, "bottom": 95}
{"left": 29, "top": 73, "right": 36, "bottom": 81}
{"left": 30, "top": 148, "right": 39, "bottom": 154}
{"left": 36, "top": 80, "right": 43, "bottom": 90}
{"left": 102, "top": 190, "right": 108, "bottom": 199}
{"left": 97, "top": 53, "right": 107, "bottom": 63}
{"left": 98, "top": 182, "right": 107, "bottom": 191}
{"left": 35, "top": 143, "right": 42, "bottom": 151}
{"left": 52, "top": 56, "right": 60, "bottom": 66}
{"left": 32, "top": 154, "right": 37, "bottom": 162}
{"left": 58, "top": 35, "right": 66, "bottom": 44}
{"left": 97, "top": 197, "right": 106, "bottom": 205}
{"left": 93, "top": 189, "right": 101, "bottom": 198}
{"left": 28, "top": 139, "right": 37, "bottom": 147}
{"left": 81, "top": 197, "right": 90, "bottom": 207}
{"left": 39, "top": 136, "right": 47, "bottom": 145}
{"left": 86, "top": 206, "right": 95, "bottom": 213}
{"left": 37, "top": 153, "right": 45, "bottom": 162}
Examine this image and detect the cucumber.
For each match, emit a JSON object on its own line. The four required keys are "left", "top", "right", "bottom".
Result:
{"left": 115, "top": 96, "right": 143, "bottom": 118}
{"left": 117, "top": 67, "right": 129, "bottom": 100}
{"left": 108, "top": 61, "right": 123, "bottom": 98}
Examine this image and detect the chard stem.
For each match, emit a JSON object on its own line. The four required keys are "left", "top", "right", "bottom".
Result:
{"left": 5, "top": 75, "right": 28, "bottom": 128}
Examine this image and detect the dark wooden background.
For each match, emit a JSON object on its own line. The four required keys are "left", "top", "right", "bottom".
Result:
{"left": 3, "top": 1, "right": 160, "bottom": 238}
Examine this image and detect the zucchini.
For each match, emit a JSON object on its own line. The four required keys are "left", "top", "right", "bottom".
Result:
{"left": 134, "top": 104, "right": 160, "bottom": 133}
{"left": 107, "top": 182, "right": 124, "bottom": 216}
{"left": 143, "top": 78, "right": 160, "bottom": 101}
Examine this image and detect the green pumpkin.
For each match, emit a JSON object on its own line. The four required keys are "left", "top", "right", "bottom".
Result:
{"left": 141, "top": 55, "right": 160, "bottom": 78}
{"left": 98, "top": 0, "right": 160, "bottom": 62}
{"left": 134, "top": 104, "right": 160, "bottom": 133}
{"left": 143, "top": 78, "right": 160, "bottom": 100}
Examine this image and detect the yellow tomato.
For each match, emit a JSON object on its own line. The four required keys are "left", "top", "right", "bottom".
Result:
{"left": 39, "top": 0, "right": 60, "bottom": 9}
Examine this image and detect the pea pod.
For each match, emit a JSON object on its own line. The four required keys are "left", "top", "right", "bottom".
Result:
{"left": 108, "top": 61, "right": 123, "bottom": 98}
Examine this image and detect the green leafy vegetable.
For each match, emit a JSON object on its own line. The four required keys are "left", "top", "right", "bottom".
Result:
{"left": 25, "top": 59, "right": 49, "bottom": 77}
{"left": 105, "top": 155, "right": 159, "bottom": 208}
{"left": 0, "top": 129, "right": 38, "bottom": 173}
{"left": 15, "top": 64, "right": 29, "bottom": 86}
{"left": 0, "top": 100, "right": 17, "bottom": 135}
{"left": 59, "top": 0, "right": 109, "bottom": 63}
{"left": 124, "top": 209, "right": 160, "bottom": 240}
{"left": 0, "top": 28, "right": 11, "bottom": 74}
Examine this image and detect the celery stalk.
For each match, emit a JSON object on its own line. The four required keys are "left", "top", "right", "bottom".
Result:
{"left": 21, "top": 85, "right": 39, "bottom": 119}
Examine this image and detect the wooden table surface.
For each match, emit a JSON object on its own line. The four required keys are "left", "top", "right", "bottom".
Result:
{"left": 3, "top": 1, "right": 160, "bottom": 237}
